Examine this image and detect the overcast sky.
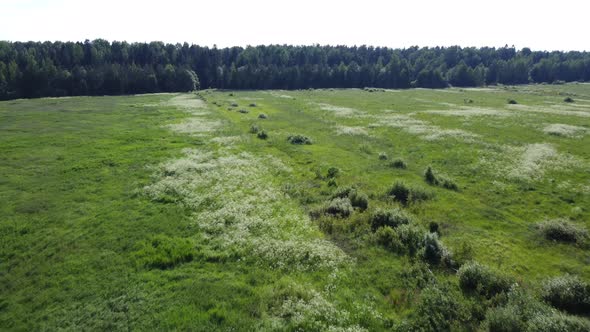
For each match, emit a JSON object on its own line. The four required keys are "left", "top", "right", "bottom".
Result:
{"left": 1, "top": 0, "right": 588, "bottom": 51}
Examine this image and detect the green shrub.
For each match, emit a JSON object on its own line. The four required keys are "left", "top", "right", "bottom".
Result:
{"left": 331, "top": 186, "right": 354, "bottom": 199}
{"left": 483, "top": 287, "right": 552, "bottom": 332}
{"left": 537, "top": 219, "right": 587, "bottom": 244}
{"left": 395, "top": 224, "right": 425, "bottom": 256}
{"left": 349, "top": 190, "right": 368, "bottom": 210}
{"left": 238, "top": 109, "right": 249, "bottom": 114}
{"left": 387, "top": 181, "right": 434, "bottom": 206}
{"left": 375, "top": 226, "right": 396, "bottom": 248}
{"left": 422, "top": 232, "right": 449, "bottom": 266}
{"left": 508, "top": 99, "right": 518, "bottom": 104}
{"left": 378, "top": 152, "right": 388, "bottom": 160}
{"left": 249, "top": 103, "right": 257, "bottom": 107}
{"left": 389, "top": 159, "right": 407, "bottom": 169}
{"left": 326, "top": 167, "right": 340, "bottom": 178}
{"left": 287, "top": 134, "right": 312, "bottom": 145}
{"left": 370, "top": 208, "right": 412, "bottom": 230}
{"left": 257, "top": 130, "right": 268, "bottom": 140}
{"left": 327, "top": 178, "right": 337, "bottom": 187}
{"left": 133, "top": 235, "right": 195, "bottom": 269}
{"left": 258, "top": 113, "right": 268, "bottom": 119}
{"left": 439, "top": 176, "right": 459, "bottom": 191}
{"left": 527, "top": 312, "right": 590, "bottom": 332}
{"left": 324, "top": 197, "right": 353, "bottom": 218}
{"left": 410, "top": 285, "right": 466, "bottom": 331}
{"left": 230, "top": 102, "right": 238, "bottom": 107}
{"left": 249, "top": 124, "right": 259, "bottom": 133}
{"left": 458, "top": 262, "right": 514, "bottom": 298}
{"left": 424, "top": 166, "right": 438, "bottom": 185}
{"left": 541, "top": 275, "right": 590, "bottom": 314}
{"left": 564, "top": 97, "right": 575, "bottom": 103}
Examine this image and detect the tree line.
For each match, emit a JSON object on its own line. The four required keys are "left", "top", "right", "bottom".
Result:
{"left": 1, "top": 40, "right": 590, "bottom": 100}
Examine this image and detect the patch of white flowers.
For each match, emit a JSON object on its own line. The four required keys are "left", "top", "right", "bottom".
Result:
{"left": 542, "top": 123, "right": 587, "bottom": 138}
{"left": 422, "top": 107, "right": 514, "bottom": 118}
{"left": 507, "top": 104, "right": 590, "bottom": 118}
{"left": 335, "top": 125, "right": 369, "bottom": 136}
{"left": 374, "top": 113, "right": 479, "bottom": 141}
{"left": 481, "top": 143, "right": 584, "bottom": 181}
{"left": 144, "top": 148, "right": 350, "bottom": 270}
{"left": 315, "top": 103, "right": 366, "bottom": 117}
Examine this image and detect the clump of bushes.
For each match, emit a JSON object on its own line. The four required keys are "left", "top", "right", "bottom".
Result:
{"left": 257, "top": 130, "right": 268, "bottom": 140}
{"left": 389, "top": 158, "right": 407, "bottom": 169}
{"left": 388, "top": 181, "right": 434, "bottom": 206}
{"left": 424, "top": 166, "right": 458, "bottom": 191}
{"left": 324, "top": 197, "right": 354, "bottom": 218}
{"left": 507, "top": 99, "right": 518, "bottom": 104}
{"left": 238, "top": 109, "right": 249, "bottom": 114}
{"left": 378, "top": 152, "right": 388, "bottom": 160}
{"left": 564, "top": 97, "right": 575, "bottom": 103}
{"left": 370, "top": 208, "right": 412, "bottom": 230}
{"left": 249, "top": 103, "right": 257, "bottom": 107}
{"left": 458, "top": 262, "right": 514, "bottom": 298}
{"left": 537, "top": 219, "right": 587, "bottom": 244}
{"left": 331, "top": 186, "right": 368, "bottom": 210}
{"left": 376, "top": 224, "right": 424, "bottom": 256}
{"left": 541, "top": 275, "right": 590, "bottom": 314}
{"left": 288, "top": 134, "right": 312, "bottom": 145}
{"left": 258, "top": 113, "right": 268, "bottom": 119}
{"left": 409, "top": 285, "right": 467, "bottom": 332}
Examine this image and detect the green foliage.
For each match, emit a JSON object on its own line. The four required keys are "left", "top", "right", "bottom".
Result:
{"left": 389, "top": 158, "right": 407, "bottom": 169}
{"left": 564, "top": 97, "right": 574, "bottom": 103}
{"left": 458, "top": 262, "right": 514, "bottom": 298}
{"left": 424, "top": 166, "right": 458, "bottom": 191}
{"left": 258, "top": 113, "right": 268, "bottom": 119}
{"left": 287, "top": 134, "right": 312, "bottom": 145}
{"left": 370, "top": 208, "right": 412, "bottom": 230}
{"left": 508, "top": 99, "right": 518, "bottom": 104}
{"left": 378, "top": 152, "right": 388, "bottom": 160}
{"left": 249, "top": 124, "right": 259, "bottom": 133}
{"left": 526, "top": 312, "right": 590, "bottom": 332}
{"left": 425, "top": 166, "right": 438, "bottom": 185}
{"left": 422, "top": 232, "right": 450, "bottom": 266}
{"left": 409, "top": 285, "right": 467, "bottom": 331}
{"left": 238, "top": 109, "right": 249, "bottom": 114}
{"left": 249, "top": 103, "right": 257, "bottom": 107}
{"left": 537, "top": 219, "right": 588, "bottom": 244}
{"left": 324, "top": 197, "right": 354, "bottom": 218}
{"left": 541, "top": 275, "right": 590, "bottom": 314}
{"left": 257, "top": 130, "right": 268, "bottom": 140}
{"left": 349, "top": 190, "right": 368, "bottom": 210}
{"left": 388, "top": 181, "right": 434, "bottom": 206}
{"left": 326, "top": 166, "right": 340, "bottom": 178}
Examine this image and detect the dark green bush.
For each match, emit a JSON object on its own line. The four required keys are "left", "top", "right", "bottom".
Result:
{"left": 257, "top": 130, "right": 268, "bottom": 140}
{"left": 349, "top": 190, "right": 368, "bottom": 210}
{"left": 389, "top": 158, "right": 407, "bottom": 169}
{"left": 375, "top": 226, "right": 396, "bottom": 248}
{"left": 324, "top": 197, "right": 353, "bottom": 218}
{"left": 258, "top": 113, "right": 268, "bottom": 119}
{"left": 439, "top": 176, "right": 459, "bottom": 191}
{"left": 230, "top": 102, "right": 238, "bottom": 107}
{"left": 424, "top": 166, "right": 438, "bottom": 185}
{"left": 388, "top": 181, "right": 434, "bottom": 206}
{"left": 508, "top": 99, "right": 518, "bottom": 104}
{"left": 537, "top": 219, "right": 587, "bottom": 244}
{"left": 410, "top": 285, "right": 466, "bottom": 332}
{"left": 378, "top": 152, "right": 388, "bottom": 160}
{"left": 422, "top": 232, "right": 449, "bottom": 266}
{"left": 484, "top": 287, "right": 552, "bottom": 332}
{"left": 249, "top": 124, "right": 259, "bottom": 133}
{"left": 458, "top": 262, "right": 514, "bottom": 298}
{"left": 541, "top": 275, "right": 590, "bottom": 314}
{"left": 370, "top": 208, "right": 412, "bottom": 230}
{"left": 287, "top": 134, "right": 312, "bottom": 145}
{"left": 249, "top": 103, "right": 257, "bottom": 107}
{"left": 331, "top": 186, "right": 354, "bottom": 199}
{"left": 395, "top": 224, "right": 425, "bottom": 256}
{"left": 564, "top": 97, "right": 575, "bottom": 103}
{"left": 238, "top": 109, "right": 249, "bottom": 114}
{"left": 326, "top": 167, "right": 340, "bottom": 178}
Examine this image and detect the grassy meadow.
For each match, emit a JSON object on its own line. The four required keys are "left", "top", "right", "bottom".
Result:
{"left": 1, "top": 84, "right": 589, "bottom": 330}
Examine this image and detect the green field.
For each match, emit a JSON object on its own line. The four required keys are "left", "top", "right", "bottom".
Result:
{"left": 1, "top": 85, "right": 589, "bottom": 330}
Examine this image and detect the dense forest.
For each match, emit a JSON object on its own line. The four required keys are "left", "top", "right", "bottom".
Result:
{"left": 1, "top": 40, "right": 590, "bottom": 100}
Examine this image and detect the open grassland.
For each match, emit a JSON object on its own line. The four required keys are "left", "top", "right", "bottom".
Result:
{"left": 1, "top": 84, "right": 589, "bottom": 330}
